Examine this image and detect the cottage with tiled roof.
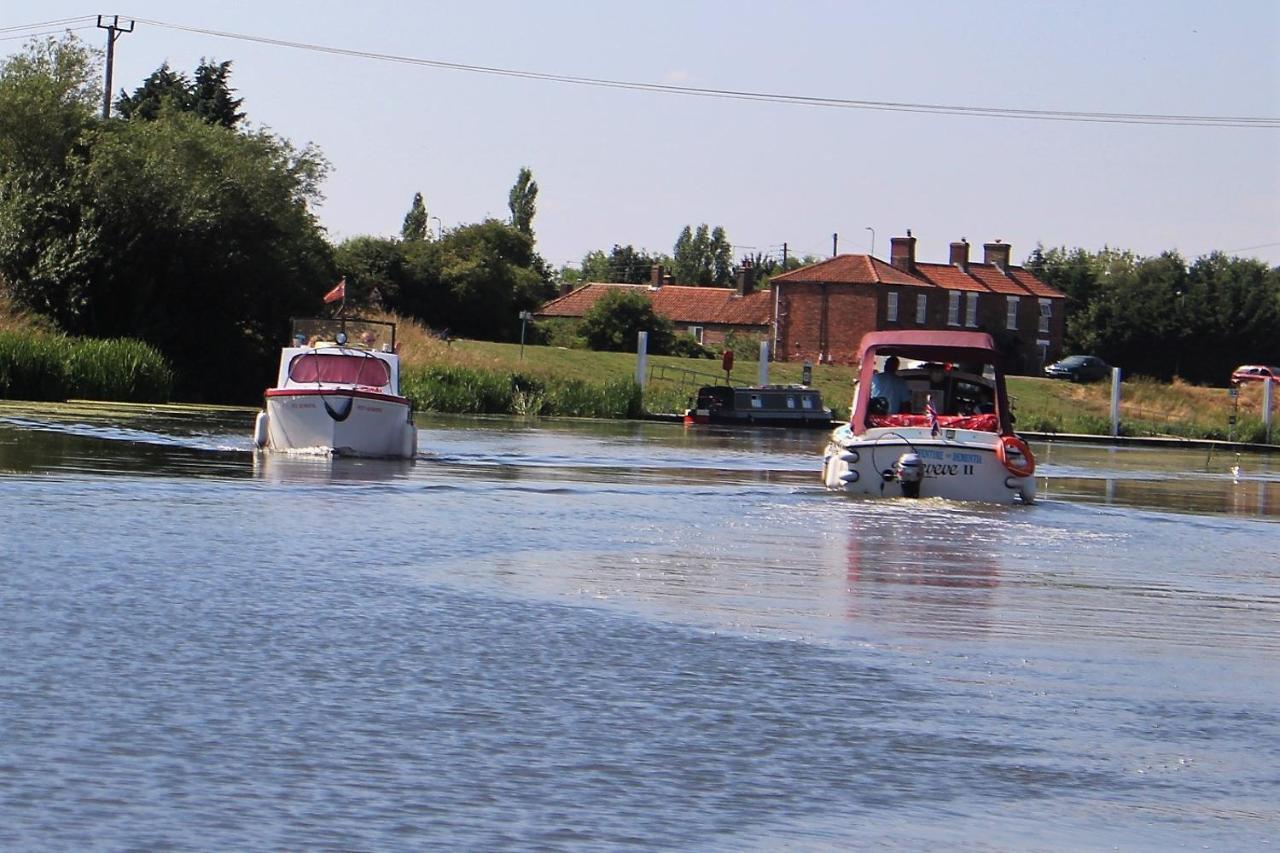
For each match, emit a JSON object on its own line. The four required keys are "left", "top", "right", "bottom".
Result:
{"left": 536, "top": 265, "right": 773, "bottom": 348}
{"left": 770, "top": 232, "right": 1065, "bottom": 372}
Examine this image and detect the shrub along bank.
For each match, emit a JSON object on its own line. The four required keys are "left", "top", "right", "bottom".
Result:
{"left": 0, "top": 332, "right": 174, "bottom": 402}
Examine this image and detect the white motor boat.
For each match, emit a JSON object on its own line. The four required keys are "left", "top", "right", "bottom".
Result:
{"left": 253, "top": 317, "right": 418, "bottom": 459}
{"left": 822, "top": 330, "right": 1036, "bottom": 503}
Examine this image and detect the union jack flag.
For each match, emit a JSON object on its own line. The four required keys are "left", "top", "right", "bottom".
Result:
{"left": 926, "top": 394, "right": 939, "bottom": 437}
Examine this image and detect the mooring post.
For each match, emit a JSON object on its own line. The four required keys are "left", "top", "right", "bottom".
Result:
{"left": 1110, "top": 366, "right": 1122, "bottom": 437}
{"left": 635, "top": 331, "right": 648, "bottom": 387}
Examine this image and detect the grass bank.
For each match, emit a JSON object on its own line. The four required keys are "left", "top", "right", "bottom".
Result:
{"left": 393, "top": 321, "right": 1274, "bottom": 442}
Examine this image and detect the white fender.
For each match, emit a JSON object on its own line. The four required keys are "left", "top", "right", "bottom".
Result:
{"left": 402, "top": 421, "right": 418, "bottom": 459}
{"left": 253, "top": 411, "right": 270, "bottom": 448}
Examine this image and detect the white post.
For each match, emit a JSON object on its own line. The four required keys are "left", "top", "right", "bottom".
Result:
{"left": 1265, "top": 378, "right": 1274, "bottom": 443}
{"left": 1109, "top": 366, "right": 1122, "bottom": 437}
{"left": 635, "top": 331, "right": 648, "bottom": 386}
{"left": 757, "top": 340, "right": 770, "bottom": 386}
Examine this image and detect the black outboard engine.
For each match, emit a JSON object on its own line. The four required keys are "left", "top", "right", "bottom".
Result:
{"left": 893, "top": 451, "right": 924, "bottom": 498}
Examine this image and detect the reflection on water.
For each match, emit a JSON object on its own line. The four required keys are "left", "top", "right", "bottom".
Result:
{"left": 0, "top": 401, "right": 1277, "bottom": 849}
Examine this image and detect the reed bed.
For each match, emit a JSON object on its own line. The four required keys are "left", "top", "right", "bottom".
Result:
{"left": 401, "top": 365, "right": 643, "bottom": 419}
{"left": 0, "top": 332, "right": 174, "bottom": 402}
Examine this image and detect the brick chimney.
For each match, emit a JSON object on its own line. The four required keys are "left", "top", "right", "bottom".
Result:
{"left": 649, "top": 264, "right": 665, "bottom": 289}
{"left": 949, "top": 238, "right": 970, "bottom": 273}
{"left": 983, "top": 240, "right": 1011, "bottom": 272}
{"left": 735, "top": 259, "right": 756, "bottom": 296}
{"left": 890, "top": 230, "right": 917, "bottom": 273}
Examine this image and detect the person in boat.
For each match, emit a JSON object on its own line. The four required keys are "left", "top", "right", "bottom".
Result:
{"left": 870, "top": 356, "right": 911, "bottom": 414}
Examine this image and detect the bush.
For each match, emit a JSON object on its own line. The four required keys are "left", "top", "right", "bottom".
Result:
{"left": 580, "top": 289, "right": 674, "bottom": 353}
{"left": 668, "top": 335, "right": 715, "bottom": 359}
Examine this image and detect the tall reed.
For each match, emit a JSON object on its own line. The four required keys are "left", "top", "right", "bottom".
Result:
{"left": 401, "top": 365, "right": 644, "bottom": 418}
{"left": 0, "top": 332, "right": 174, "bottom": 402}
{"left": 0, "top": 332, "right": 69, "bottom": 401}
{"left": 65, "top": 338, "right": 175, "bottom": 402}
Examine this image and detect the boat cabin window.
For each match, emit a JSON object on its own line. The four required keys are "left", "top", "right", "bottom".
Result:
{"left": 801, "top": 396, "right": 815, "bottom": 410}
{"left": 288, "top": 352, "right": 391, "bottom": 387}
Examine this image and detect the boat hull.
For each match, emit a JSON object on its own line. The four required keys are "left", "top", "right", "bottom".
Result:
{"left": 822, "top": 424, "right": 1035, "bottom": 503}
{"left": 259, "top": 389, "right": 417, "bottom": 458}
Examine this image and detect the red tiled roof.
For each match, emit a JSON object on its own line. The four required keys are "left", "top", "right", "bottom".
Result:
{"left": 536, "top": 283, "right": 772, "bottom": 326}
{"left": 768, "top": 252, "right": 1063, "bottom": 300}
{"left": 769, "top": 254, "right": 921, "bottom": 285}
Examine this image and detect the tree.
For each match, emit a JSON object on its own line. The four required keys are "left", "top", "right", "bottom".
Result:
{"left": 116, "top": 59, "right": 244, "bottom": 129}
{"left": 0, "top": 37, "right": 335, "bottom": 401}
{"left": 191, "top": 60, "right": 244, "bottom": 129}
{"left": 508, "top": 166, "right": 537, "bottom": 238}
{"left": 579, "top": 288, "right": 674, "bottom": 353}
{"left": 0, "top": 36, "right": 100, "bottom": 327}
{"left": 672, "top": 223, "right": 732, "bottom": 285}
{"left": 401, "top": 192, "right": 428, "bottom": 241}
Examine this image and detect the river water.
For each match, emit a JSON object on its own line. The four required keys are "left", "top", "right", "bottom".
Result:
{"left": 0, "top": 401, "right": 1276, "bottom": 850}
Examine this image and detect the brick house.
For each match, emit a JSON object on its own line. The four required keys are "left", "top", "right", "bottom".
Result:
{"left": 536, "top": 264, "right": 772, "bottom": 348}
{"left": 770, "top": 233, "right": 1065, "bottom": 373}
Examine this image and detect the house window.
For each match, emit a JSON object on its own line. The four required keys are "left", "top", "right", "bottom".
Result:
{"left": 1037, "top": 339, "right": 1050, "bottom": 368}
{"left": 965, "top": 292, "right": 979, "bottom": 327}
{"left": 1038, "top": 299, "right": 1052, "bottom": 334}
{"left": 688, "top": 325, "right": 704, "bottom": 344}
{"left": 947, "top": 291, "right": 961, "bottom": 326}
{"left": 886, "top": 291, "right": 899, "bottom": 322}
{"left": 915, "top": 293, "right": 927, "bottom": 325}
{"left": 1006, "top": 296, "right": 1020, "bottom": 330}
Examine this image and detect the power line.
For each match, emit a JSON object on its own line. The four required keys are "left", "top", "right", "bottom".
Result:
{"left": 125, "top": 17, "right": 1279, "bottom": 129}
{"left": 0, "top": 26, "right": 95, "bottom": 43}
{"left": 0, "top": 16, "right": 97, "bottom": 34}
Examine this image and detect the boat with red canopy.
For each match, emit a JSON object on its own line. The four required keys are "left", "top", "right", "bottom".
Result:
{"left": 821, "top": 330, "right": 1036, "bottom": 502}
{"left": 253, "top": 317, "right": 418, "bottom": 459}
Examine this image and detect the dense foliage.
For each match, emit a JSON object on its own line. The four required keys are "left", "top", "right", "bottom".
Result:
{"left": 334, "top": 219, "right": 555, "bottom": 341}
{"left": 1027, "top": 246, "right": 1280, "bottom": 383}
{"left": 115, "top": 59, "right": 245, "bottom": 129}
{"left": 672, "top": 223, "right": 733, "bottom": 286}
{"left": 0, "top": 37, "right": 334, "bottom": 401}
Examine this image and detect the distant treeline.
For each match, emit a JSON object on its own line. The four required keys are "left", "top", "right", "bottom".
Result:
{"left": 1028, "top": 247, "right": 1279, "bottom": 384}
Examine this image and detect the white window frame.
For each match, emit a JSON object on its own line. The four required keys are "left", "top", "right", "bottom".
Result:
{"left": 886, "top": 290, "right": 899, "bottom": 322}
{"left": 965, "top": 292, "right": 979, "bottom": 328}
{"left": 688, "top": 325, "right": 704, "bottom": 344}
{"left": 1006, "top": 295, "right": 1020, "bottom": 330}
{"left": 1038, "top": 299, "right": 1052, "bottom": 334}
{"left": 947, "top": 291, "right": 961, "bottom": 326}
{"left": 915, "top": 293, "right": 927, "bottom": 325}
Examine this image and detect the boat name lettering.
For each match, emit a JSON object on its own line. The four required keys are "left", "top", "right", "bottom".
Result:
{"left": 924, "top": 463, "right": 976, "bottom": 477}
{"left": 951, "top": 451, "right": 983, "bottom": 463}
{"left": 918, "top": 449, "right": 946, "bottom": 460}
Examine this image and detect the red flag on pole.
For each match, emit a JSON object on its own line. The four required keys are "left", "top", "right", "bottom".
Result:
{"left": 323, "top": 277, "right": 346, "bottom": 304}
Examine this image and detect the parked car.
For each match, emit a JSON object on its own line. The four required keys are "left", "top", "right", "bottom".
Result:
{"left": 1044, "top": 355, "right": 1110, "bottom": 382}
{"left": 1230, "top": 364, "right": 1280, "bottom": 385}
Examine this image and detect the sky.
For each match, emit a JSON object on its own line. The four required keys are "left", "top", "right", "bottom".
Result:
{"left": 4, "top": 1, "right": 1279, "bottom": 271}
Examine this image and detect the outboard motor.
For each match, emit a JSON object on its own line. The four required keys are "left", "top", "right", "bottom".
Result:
{"left": 893, "top": 451, "right": 924, "bottom": 498}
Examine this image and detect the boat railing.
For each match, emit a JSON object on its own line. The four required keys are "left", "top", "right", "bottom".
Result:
{"left": 647, "top": 363, "right": 748, "bottom": 395}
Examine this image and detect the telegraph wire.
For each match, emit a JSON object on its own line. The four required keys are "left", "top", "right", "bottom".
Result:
{"left": 0, "top": 27, "right": 95, "bottom": 43}
{"left": 0, "top": 16, "right": 98, "bottom": 33}
{"left": 118, "top": 17, "right": 1278, "bottom": 129}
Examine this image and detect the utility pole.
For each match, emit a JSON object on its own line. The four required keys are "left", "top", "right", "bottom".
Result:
{"left": 782, "top": 242, "right": 788, "bottom": 267}
{"left": 832, "top": 232, "right": 838, "bottom": 257}
{"left": 97, "top": 16, "right": 135, "bottom": 119}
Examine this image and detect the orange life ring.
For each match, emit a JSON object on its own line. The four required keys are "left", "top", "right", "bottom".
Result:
{"left": 996, "top": 434, "right": 1036, "bottom": 478}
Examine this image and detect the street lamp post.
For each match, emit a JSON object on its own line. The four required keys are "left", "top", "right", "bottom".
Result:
{"left": 518, "top": 310, "right": 533, "bottom": 359}
{"left": 865, "top": 226, "right": 875, "bottom": 257}
{"left": 431, "top": 216, "right": 442, "bottom": 240}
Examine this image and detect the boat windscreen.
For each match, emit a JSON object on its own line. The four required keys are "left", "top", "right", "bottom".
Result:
{"left": 288, "top": 353, "right": 391, "bottom": 387}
